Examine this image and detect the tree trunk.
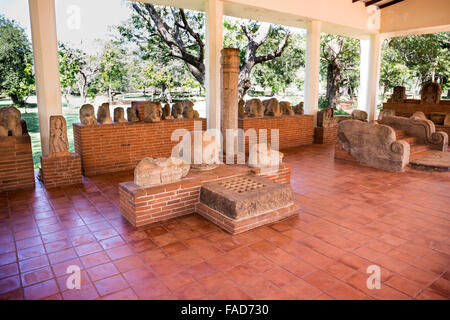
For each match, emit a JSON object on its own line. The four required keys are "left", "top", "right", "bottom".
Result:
{"left": 326, "top": 63, "right": 341, "bottom": 109}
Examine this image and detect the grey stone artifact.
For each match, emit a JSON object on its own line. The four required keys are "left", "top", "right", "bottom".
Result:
{"left": 127, "top": 106, "right": 140, "bottom": 122}
{"left": 245, "top": 99, "right": 265, "bottom": 118}
{"left": 238, "top": 99, "right": 247, "bottom": 119}
{"left": 280, "top": 101, "right": 295, "bottom": 116}
{"left": 421, "top": 82, "right": 442, "bottom": 104}
{"left": 162, "top": 104, "right": 173, "bottom": 120}
{"left": 263, "top": 98, "right": 282, "bottom": 117}
{"left": 0, "top": 106, "right": 22, "bottom": 137}
{"left": 182, "top": 100, "right": 196, "bottom": 119}
{"left": 97, "top": 103, "right": 112, "bottom": 124}
{"left": 444, "top": 114, "right": 450, "bottom": 126}
{"left": 410, "top": 111, "right": 426, "bottom": 120}
{"left": 143, "top": 102, "right": 162, "bottom": 123}
{"left": 378, "top": 109, "right": 396, "bottom": 120}
{"left": 293, "top": 102, "right": 304, "bottom": 115}
{"left": 390, "top": 86, "right": 407, "bottom": 103}
{"left": 134, "top": 157, "right": 190, "bottom": 187}
{"left": 351, "top": 109, "right": 368, "bottom": 122}
{"left": 317, "top": 108, "right": 336, "bottom": 128}
{"left": 80, "top": 104, "right": 97, "bottom": 126}
{"left": 176, "top": 131, "right": 221, "bottom": 171}
{"left": 49, "top": 115, "right": 70, "bottom": 157}
{"left": 172, "top": 102, "right": 184, "bottom": 119}
{"left": 248, "top": 143, "right": 284, "bottom": 173}
{"left": 113, "top": 107, "right": 126, "bottom": 123}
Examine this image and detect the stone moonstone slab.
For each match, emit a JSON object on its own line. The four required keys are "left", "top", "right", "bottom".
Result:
{"left": 200, "top": 175, "right": 293, "bottom": 220}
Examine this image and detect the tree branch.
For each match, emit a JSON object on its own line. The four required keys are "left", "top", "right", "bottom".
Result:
{"left": 255, "top": 31, "right": 290, "bottom": 64}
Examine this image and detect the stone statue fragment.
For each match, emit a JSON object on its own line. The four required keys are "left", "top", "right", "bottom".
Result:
{"left": 97, "top": 103, "right": 112, "bottom": 124}
{"left": 0, "top": 106, "right": 22, "bottom": 137}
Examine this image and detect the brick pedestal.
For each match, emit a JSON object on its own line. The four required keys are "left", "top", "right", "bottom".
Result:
{"left": 314, "top": 126, "right": 338, "bottom": 144}
{"left": 238, "top": 115, "right": 314, "bottom": 153}
{"left": 40, "top": 153, "right": 82, "bottom": 188}
{"left": 0, "top": 135, "right": 35, "bottom": 192}
{"left": 74, "top": 118, "right": 207, "bottom": 176}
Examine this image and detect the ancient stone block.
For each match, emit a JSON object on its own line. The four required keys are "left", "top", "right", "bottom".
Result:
{"left": 176, "top": 131, "right": 221, "bottom": 171}
{"left": 245, "top": 99, "right": 265, "bottom": 118}
{"left": 280, "top": 101, "right": 294, "bottom": 116}
{"left": 238, "top": 99, "right": 247, "bottom": 119}
{"left": 248, "top": 143, "right": 284, "bottom": 173}
{"left": 421, "top": 82, "right": 441, "bottom": 104}
{"left": 143, "top": 102, "right": 162, "bottom": 123}
{"left": 97, "top": 103, "right": 112, "bottom": 124}
{"left": 352, "top": 109, "right": 368, "bottom": 122}
{"left": 113, "top": 107, "right": 126, "bottom": 123}
{"left": 293, "top": 102, "right": 304, "bottom": 115}
{"left": 200, "top": 175, "right": 293, "bottom": 220}
{"left": 429, "top": 112, "right": 446, "bottom": 125}
{"left": 263, "top": 98, "right": 282, "bottom": 117}
{"left": 134, "top": 157, "right": 190, "bottom": 187}
{"left": 80, "top": 104, "right": 96, "bottom": 125}
{"left": 411, "top": 111, "right": 426, "bottom": 120}
{"left": 317, "top": 108, "right": 336, "bottom": 128}
{"left": 49, "top": 115, "right": 70, "bottom": 157}
{"left": 0, "top": 106, "right": 22, "bottom": 137}
{"left": 378, "top": 109, "right": 396, "bottom": 120}
{"left": 390, "top": 86, "right": 406, "bottom": 103}
{"left": 127, "top": 106, "right": 139, "bottom": 122}
{"left": 172, "top": 102, "right": 184, "bottom": 119}
{"left": 162, "top": 104, "right": 173, "bottom": 120}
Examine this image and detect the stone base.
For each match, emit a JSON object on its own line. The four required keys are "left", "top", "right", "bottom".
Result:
{"left": 196, "top": 202, "right": 298, "bottom": 235}
{"left": 0, "top": 135, "right": 35, "bottom": 192}
{"left": 40, "top": 153, "right": 82, "bottom": 188}
{"left": 314, "top": 126, "right": 338, "bottom": 144}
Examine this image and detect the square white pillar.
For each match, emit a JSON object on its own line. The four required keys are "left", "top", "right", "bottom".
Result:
{"left": 304, "top": 20, "right": 321, "bottom": 125}
{"left": 358, "top": 39, "right": 370, "bottom": 110}
{"left": 28, "top": 0, "right": 62, "bottom": 156}
{"left": 205, "top": 0, "right": 223, "bottom": 130}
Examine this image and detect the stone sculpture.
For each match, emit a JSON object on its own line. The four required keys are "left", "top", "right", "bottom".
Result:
{"left": 162, "top": 104, "right": 173, "bottom": 120}
{"left": 113, "top": 107, "right": 126, "bottom": 123}
{"left": 421, "top": 82, "right": 441, "bottom": 105}
{"left": 293, "top": 102, "right": 304, "bottom": 115}
{"left": 134, "top": 157, "right": 190, "bottom": 187}
{"left": 390, "top": 86, "right": 406, "bottom": 103}
{"left": 444, "top": 114, "right": 450, "bottom": 127}
{"left": 280, "top": 101, "right": 295, "bottom": 116}
{"left": 143, "top": 102, "right": 162, "bottom": 123}
{"left": 238, "top": 99, "right": 247, "bottom": 119}
{"left": 127, "top": 106, "right": 139, "bottom": 122}
{"left": 352, "top": 109, "right": 368, "bottom": 122}
{"left": 317, "top": 108, "right": 336, "bottom": 128}
{"left": 0, "top": 106, "right": 22, "bottom": 137}
{"left": 97, "top": 103, "right": 112, "bottom": 124}
{"left": 410, "top": 111, "right": 426, "bottom": 120}
{"left": 245, "top": 99, "right": 265, "bottom": 118}
{"left": 378, "top": 109, "right": 396, "bottom": 121}
{"left": 429, "top": 112, "right": 447, "bottom": 125}
{"left": 79, "top": 104, "right": 96, "bottom": 126}
{"left": 48, "top": 115, "right": 70, "bottom": 157}
{"left": 248, "top": 143, "right": 284, "bottom": 173}
{"left": 182, "top": 100, "right": 196, "bottom": 119}
{"left": 172, "top": 102, "right": 184, "bottom": 119}
{"left": 176, "top": 131, "right": 221, "bottom": 171}
{"left": 263, "top": 98, "right": 282, "bottom": 117}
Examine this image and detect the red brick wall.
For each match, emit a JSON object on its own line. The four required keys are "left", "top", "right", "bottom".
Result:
{"left": 0, "top": 135, "right": 35, "bottom": 192}
{"left": 74, "top": 119, "right": 207, "bottom": 176}
{"left": 314, "top": 126, "right": 338, "bottom": 144}
{"left": 40, "top": 154, "right": 82, "bottom": 188}
{"left": 238, "top": 115, "right": 314, "bottom": 152}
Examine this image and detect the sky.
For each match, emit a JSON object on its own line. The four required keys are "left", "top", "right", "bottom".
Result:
{"left": 0, "top": 0, "right": 132, "bottom": 54}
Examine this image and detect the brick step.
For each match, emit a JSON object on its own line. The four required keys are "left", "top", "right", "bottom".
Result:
{"left": 398, "top": 136, "right": 419, "bottom": 146}
{"left": 409, "top": 144, "right": 433, "bottom": 157}
{"left": 394, "top": 129, "right": 406, "bottom": 139}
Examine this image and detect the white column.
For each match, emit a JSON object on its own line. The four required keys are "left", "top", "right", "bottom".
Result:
{"left": 358, "top": 39, "right": 369, "bottom": 110}
{"left": 361, "top": 34, "right": 382, "bottom": 121}
{"left": 28, "top": 0, "right": 62, "bottom": 157}
{"left": 304, "top": 20, "right": 321, "bottom": 125}
{"left": 205, "top": 0, "right": 223, "bottom": 130}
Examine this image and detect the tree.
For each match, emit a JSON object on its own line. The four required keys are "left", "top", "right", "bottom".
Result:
{"left": 123, "top": 3, "right": 290, "bottom": 99}
{"left": 320, "top": 34, "right": 359, "bottom": 108}
{"left": 0, "top": 15, "right": 35, "bottom": 106}
{"left": 98, "top": 42, "right": 128, "bottom": 101}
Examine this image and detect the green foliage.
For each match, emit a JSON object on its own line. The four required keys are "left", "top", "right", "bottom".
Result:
{"left": 0, "top": 15, "right": 35, "bottom": 106}
{"left": 98, "top": 41, "right": 128, "bottom": 98}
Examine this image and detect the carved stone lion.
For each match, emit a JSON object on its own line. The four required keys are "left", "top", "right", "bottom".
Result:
{"left": 245, "top": 99, "right": 265, "bottom": 118}
{"left": 263, "top": 98, "right": 282, "bottom": 117}
{"left": 280, "top": 101, "right": 295, "bottom": 116}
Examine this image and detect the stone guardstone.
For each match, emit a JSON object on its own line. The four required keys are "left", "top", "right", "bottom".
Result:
{"left": 200, "top": 175, "right": 293, "bottom": 220}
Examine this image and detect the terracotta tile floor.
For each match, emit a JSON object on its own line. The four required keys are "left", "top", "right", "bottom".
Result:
{"left": 0, "top": 144, "right": 449, "bottom": 300}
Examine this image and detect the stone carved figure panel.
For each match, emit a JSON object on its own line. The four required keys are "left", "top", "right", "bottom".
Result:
{"left": 162, "top": 104, "right": 173, "bottom": 120}
{"left": 172, "top": 102, "right": 184, "bottom": 119}
{"left": 0, "top": 106, "right": 22, "bottom": 137}
{"left": 80, "top": 104, "right": 96, "bottom": 126}
{"left": 182, "top": 100, "right": 199, "bottom": 119}
{"left": 421, "top": 82, "right": 442, "bottom": 105}
{"left": 317, "top": 108, "right": 336, "bottom": 128}
{"left": 263, "top": 98, "right": 282, "bottom": 117}
{"left": 238, "top": 99, "right": 247, "bottom": 119}
{"left": 352, "top": 109, "right": 368, "bottom": 122}
{"left": 143, "top": 102, "right": 162, "bottom": 123}
{"left": 293, "top": 102, "right": 304, "bottom": 115}
{"left": 114, "top": 107, "right": 126, "bottom": 123}
{"left": 134, "top": 157, "right": 190, "bottom": 187}
{"left": 280, "top": 101, "right": 294, "bottom": 116}
{"left": 127, "top": 106, "right": 139, "bottom": 122}
{"left": 97, "top": 103, "right": 112, "bottom": 124}
{"left": 49, "top": 115, "right": 70, "bottom": 157}
{"left": 390, "top": 86, "right": 406, "bottom": 103}
{"left": 245, "top": 99, "right": 265, "bottom": 118}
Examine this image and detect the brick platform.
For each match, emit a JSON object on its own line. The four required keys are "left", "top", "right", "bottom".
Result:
{"left": 74, "top": 119, "right": 206, "bottom": 176}
{"left": 0, "top": 135, "right": 35, "bottom": 192}
{"left": 314, "top": 126, "right": 338, "bottom": 144}
{"left": 382, "top": 102, "right": 450, "bottom": 118}
{"left": 238, "top": 115, "right": 314, "bottom": 152}
{"left": 40, "top": 153, "right": 82, "bottom": 188}
{"left": 119, "top": 163, "right": 293, "bottom": 228}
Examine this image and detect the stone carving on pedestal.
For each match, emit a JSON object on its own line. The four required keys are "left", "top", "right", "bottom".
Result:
{"left": 176, "top": 131, "right": 221, "bottom": 171}
{"left": 410, "top": 111, "right": 426, "bottom": 120}
{"left": 293, "top": 102, "right": 304, "bottom": 115}
{"left": 162, "top": 104, "right": 173, "bottom": 120}
{"left": 238, "top": 99, "right": 247, "bottom": 119}
{"left": 143, "top": 102, "right": 162, "bottom": 123}
{"left": 134, "top": 157, "right": 190, "bottom": 187}
{"left": 113, "top": 107, "right": 126, "bottom": 123}
{"left": 263, "top": 98, "right": 282, "bottom": 117}
{"left": 80, "top": 104, "right": 96, "bottom": 125}
{"left": 97, "top": 103, "right": 112, "bottom": 124}
{"left": 421, "top": 82, "right": 441, "bottom": 104}
{"left": 280, "top": 101, "right": 295, "bottom": 116}
{"left": 352, "top": 109, "right": 368, "bottom": 122}
{"left": 48, "top": 116, "right": 71, "bottom": 157}
{"left": 389, "top": 86, "right": 407, "bottom": 103}
{"left": 182, "top": 100, "right": 196, "bottom": 119}
{"left": 248, "top": 143, "right": 284, "bottom": 173}
{"left": 317, "top": 108, "right": 336, "bottom": 128}
{"left": 378, "top": 109, "right": 396, "bottom": 121}
{"left": 171, "top": 102, "right": 184, "bottom": 119}
{"left": 127, "top": 106, "right": 139, "bottom": 122}
{"left": 245, "top": 99, "right": 265, "bottom": 118}
{"left": 0, "top": 106, "right": 22, "bottom": 137}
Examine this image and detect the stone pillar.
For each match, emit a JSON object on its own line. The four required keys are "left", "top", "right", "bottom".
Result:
{"left": 304, "top": 20, "right": 321, "bottom": 126}
{"left": 28, "top": 0, "right": 62, "bottom": 156}
{"left": 358, "top": 39, "right": 370, "bottom": 111}
{"left": 220, "top": 48, "right": 240, "bottom": 161}
{"left": 365, "top": 34, "right": 382, "bottom": 121}
{"left": 205, "top": 0, "right": 223, "bottom": 131}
